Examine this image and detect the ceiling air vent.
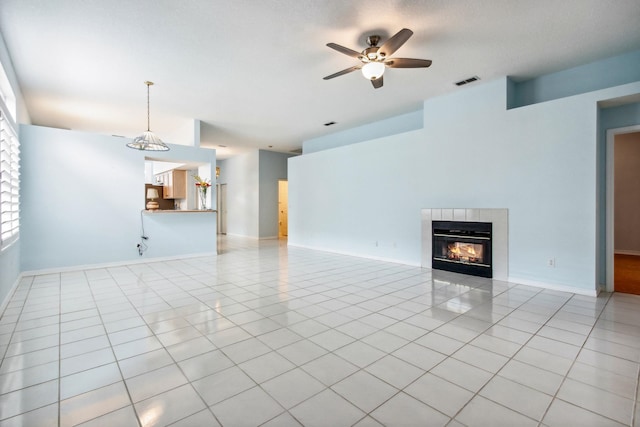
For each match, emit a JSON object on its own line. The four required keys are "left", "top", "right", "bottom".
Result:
{"left": 324, "top": 121, "right": 336, "bottom": 126}
{"left": 454, "top": 76, "right": 480, "bottom": 86}
{"left": 290, "top": 148, "right": 303, "bottom": 154}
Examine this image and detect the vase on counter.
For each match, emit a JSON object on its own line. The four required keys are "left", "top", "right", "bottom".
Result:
{"left": 199, "top": 187, "right": 207, "bottom": 210}
{"left": 194, "top": 175, "right": 211, "bottom": 211}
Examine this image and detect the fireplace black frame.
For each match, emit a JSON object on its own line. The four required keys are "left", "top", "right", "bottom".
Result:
{"left": 432, "top": 220, "right": 493, "bottom": 278}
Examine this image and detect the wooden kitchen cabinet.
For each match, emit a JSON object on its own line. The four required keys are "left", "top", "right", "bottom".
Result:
{"left": 158, "top": 170, "right": 187, "bottom": 199}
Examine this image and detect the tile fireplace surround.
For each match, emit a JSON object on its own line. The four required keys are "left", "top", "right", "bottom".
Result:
{"left": 422, "top": 209, "right": 508, "bottom": 281}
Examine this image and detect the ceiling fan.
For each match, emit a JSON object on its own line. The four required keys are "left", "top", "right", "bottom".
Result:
{"left": 323, "top": 28, "right": 432, "bottom": 89}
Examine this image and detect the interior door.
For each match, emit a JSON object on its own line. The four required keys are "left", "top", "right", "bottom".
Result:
{"left": 218, "top": 183, "right": 227, "bottom": 235}
{"left": 278, "top": 180, "right": 288, "bottom": 238}
{"left": 613, "top": 131, "right": 640, "bottom": 294}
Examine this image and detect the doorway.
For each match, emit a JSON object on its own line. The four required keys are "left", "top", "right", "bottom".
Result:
{"left": 278, "top": 180, "right": 288, "bottom": 238}
{"left": 218, "top": 183, "right": 227, "bottom": 235}
{"left": 607, "top": 126, "right": 640, "bottom": 294}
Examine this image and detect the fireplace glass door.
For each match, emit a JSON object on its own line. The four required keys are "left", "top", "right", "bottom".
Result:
{"left": 432, "top": 221, "right": 492, "bottom": 278}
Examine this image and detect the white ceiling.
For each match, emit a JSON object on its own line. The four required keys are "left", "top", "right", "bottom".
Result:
{"left": 1, "top": 0, "right": 639, "bottom": 159}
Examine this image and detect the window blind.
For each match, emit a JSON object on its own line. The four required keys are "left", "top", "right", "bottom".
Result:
{"left": 0, "top": 107, "right": 19, "bottom": 249}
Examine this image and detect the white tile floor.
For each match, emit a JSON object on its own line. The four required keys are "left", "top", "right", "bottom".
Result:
{"left": 1, "top": 236, "right": 639, "bottom": 427}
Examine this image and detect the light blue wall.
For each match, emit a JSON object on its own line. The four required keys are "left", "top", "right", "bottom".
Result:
{"left": 601, "top": 102, "right": 640, "bottom": 127}
{"left": 141, "top": 211, "right": 217, "bottom": 257}
{"left": 303, "top": 110, "right": 423, "bottom": 154}
{"left": 510, "top": 50, "right": 640, "bottom": 108}
{"left": 220, "top": 151, "right": 259, "bottom": 238}
{"left": 19, "top": 125, "right": 216, "bottom": 271}
{"left": 219, "top": 150, "right": 293, "bottom": 238}
{"left": 289, "top": 77, "right": 640, "bottom": 292}
{"left": 259, "top": 150, "right": 293, "bottom": 238}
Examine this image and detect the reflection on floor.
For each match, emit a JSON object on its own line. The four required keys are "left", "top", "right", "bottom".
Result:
{"left": 615, "top": 253, "right": 640, "bottom": 295}
{"left": 1, "top": 236, "right": 639, "bottom": 426}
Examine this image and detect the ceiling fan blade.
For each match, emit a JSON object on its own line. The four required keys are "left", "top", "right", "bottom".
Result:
{"left": 326, "top": 43, "right": 363, "bottom": 59}
{"left": 377, "top": 28, "right": 413, "bottom": 58}
{"left": 323, "top": 65, "right": 362, "bottom": 80}
{"left": 371, "top": 76, "right": 383, "bottom": 89}
{"left": 384, "top": 58, "right": 432, "bottom": 68}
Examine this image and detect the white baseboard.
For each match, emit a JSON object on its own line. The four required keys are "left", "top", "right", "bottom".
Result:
{"left": 287, "top": 244, "right": 600, "bottom": 296}
{"left": 508, "top": 276, "right": 599, "bottom": 297}
{"left": 0, "top": 272, "right": 25, "bottom": 316}
{"left": 287, "top": 243, "right": 421, "bottom": 267}
{"left": 224, "top": 234, "right": 283, "bottom": 240}
{"left": 0, "top": 273, "right": 25, "bottom": 317}
{"left": 224, "top": 233, "right": 259, "bottom": 239}
{"left": 615, "top": 250, "right": 640, "bottom": 256}
{"left": 224, "top": 233, "right": 281, "bottom": 240}
{"left": 21, "top": 252, "right": 217, "bottom": 277}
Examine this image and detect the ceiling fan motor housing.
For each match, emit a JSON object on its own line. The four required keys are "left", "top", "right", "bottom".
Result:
{"left": 366, "top": 35, "right": 381, "bottom": 47}
{"left": 364, "top": 46, "right": 381, "bottom": 61}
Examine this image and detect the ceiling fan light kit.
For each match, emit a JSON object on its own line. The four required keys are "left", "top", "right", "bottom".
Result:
{"left": 324, "top": 28, "right": 432, "bottom": 89}
{"left": 362, "top": 62, "right": 385, "bottom": 80}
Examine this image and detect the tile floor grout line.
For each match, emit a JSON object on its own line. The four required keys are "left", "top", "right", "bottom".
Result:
{"left": 3, "top": 237, "right": 640, "bottom": 426}
{"left": 75, "top": 267, "right": 143, "bottom": 427}
{"left": 531, "top": 292, "right": 603, "bottom": 427}
{"left": 111, "top": 266, "right": 632, "bottom": 426}
{"left": 534, "top": 291, "right": 627, "bottom": 427}
{"left": 360, "top": 284, "right": 545, "bottom": 425}
{"left": 57, "top": 272, "right": 62, "bottom": 427}
{"left": 120, "top": 262, "right": 224, "bottom": 427}
{"left": 451, "top": 287, "right": 616, "bottom": 423}
{"left": 327, "top": 281, "right": 545, "bottom": 425}
{"left": 0, "top": 275, "right": 34, "bottom": 364}
{"left": 166, "top": 254, "right": 422, "bottom": 424}
{"left": 200, "top": 241, "right": 640, "bottom": 425}
{"left": 631, "top": 362, "right": 640, "bottom": 427}
{"left": 423, "top": 284, "right": 549, "bottom": 426}
{"left": 0, "top": 275, "right": 50, "bottom": 424}
{"left": 178, "top": 253, "right": 538, "bottom": 424}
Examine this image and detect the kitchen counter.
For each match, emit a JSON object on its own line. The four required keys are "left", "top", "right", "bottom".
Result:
{"left": 138, "top": 208, "right": 217, "bottom": 257}
{"left": 144, "top": 209, "right": 217, "bottom": 213}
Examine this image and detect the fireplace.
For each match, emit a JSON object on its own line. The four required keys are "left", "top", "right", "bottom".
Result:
{"left": 432, "top": 220, "right": 492, "bottom": 278}
{"left": 422, "top": 209, "right": 507, "bottom": 280}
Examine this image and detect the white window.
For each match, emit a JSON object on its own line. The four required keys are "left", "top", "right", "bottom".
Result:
{"left": 0, "top": 60, "right": 16, "bottom": 123}
{"left": 0, "top": 104, "right": 19, "bottom": 249}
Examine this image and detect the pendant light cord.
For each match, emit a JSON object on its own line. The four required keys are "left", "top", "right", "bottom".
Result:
{"left": 126, "top": 80, "right": 169, "bottom": 151}
{"left": 145, "top": 81, "right": 153, "bottom": 132}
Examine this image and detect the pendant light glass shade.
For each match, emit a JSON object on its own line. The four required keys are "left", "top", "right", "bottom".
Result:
{"left": 127, "top": 81, "right": 169, "bottom": 151}
{"left": 128, "top": 131, "right": 170, "bottom": 151}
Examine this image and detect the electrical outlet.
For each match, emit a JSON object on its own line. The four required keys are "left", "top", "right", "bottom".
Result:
{"left": 547, "top": 258, "right": 556, "bottom": 268}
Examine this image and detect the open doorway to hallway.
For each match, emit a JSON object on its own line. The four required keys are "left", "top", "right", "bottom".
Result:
{"left": 609, "top": 128, "right": 640, "bottom": 295}
{"left": 217, "top": 183, "right": 227, "bottom": 235}
{"left": 278, "top": 180, "right": 288, "bottom": 239}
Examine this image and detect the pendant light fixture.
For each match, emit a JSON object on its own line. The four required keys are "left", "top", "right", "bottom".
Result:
{"left": 127, "top": 81, "right": 170, "bottom": 151}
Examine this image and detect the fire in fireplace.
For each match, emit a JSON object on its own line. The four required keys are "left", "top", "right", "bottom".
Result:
{"left": 447, "top": 242, "right": 483, "bottom": 263}
{"left": 432, "top": 221, "right": 492, "bottom": 278}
